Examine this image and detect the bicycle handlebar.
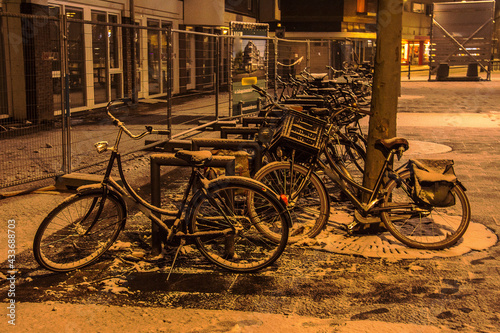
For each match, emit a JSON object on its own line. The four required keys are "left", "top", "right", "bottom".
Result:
{"left": 251, "top": 85, "right": 294, "bottom": 113}
{"left": 105, "top": 99, "right": 170, "bottom": 140}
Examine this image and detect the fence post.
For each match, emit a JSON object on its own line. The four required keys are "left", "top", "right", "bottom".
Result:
{"left": 274, "top": 37, "right": 278, "bottom": 101}
{"left": 215, "top": 35, "right": 220, "bottom": 120}
{"left": 60, "top": 13, "right": 71, "bottom": 174}
{"left": 306, "top": 39, "right": 311, "bottom": 70}
{"left": 228, "top": 34, "right": 233, "bottom": 117}
{"left": 167, "top": 26, "right": 173, "bottom": 139}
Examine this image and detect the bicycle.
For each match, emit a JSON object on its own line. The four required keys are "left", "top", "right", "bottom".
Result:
{"left": 249, "top": 86, "right": 369, "bottom": 242}
{"left": 33, "top": 100, "right": 291, "bottom": 274}
{"left": 253, "top": 103, "right": 470, "bottom": 250}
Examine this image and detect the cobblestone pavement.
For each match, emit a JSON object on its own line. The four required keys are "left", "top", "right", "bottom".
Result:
{"left": 1, "top": 73, "right": 500, "bottom": 332}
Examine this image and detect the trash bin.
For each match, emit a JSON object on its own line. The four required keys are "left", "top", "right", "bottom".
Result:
{"left": 467, "top": 63, "right": 478, "bottom": 77}
{"left": 436, "top": 63, "right": 449, "bottom": 80}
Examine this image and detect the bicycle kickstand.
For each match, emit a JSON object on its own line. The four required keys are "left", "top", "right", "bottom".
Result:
{"left": 167, "top": 238, "right": 186, "bottom": 281}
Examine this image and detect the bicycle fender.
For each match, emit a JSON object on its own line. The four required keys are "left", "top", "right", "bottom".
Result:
{"left": 456, "top": 180, "right": 467, "bottom": 192}
{"left": 76, "top": 183, "right": 106, "bottom": 193}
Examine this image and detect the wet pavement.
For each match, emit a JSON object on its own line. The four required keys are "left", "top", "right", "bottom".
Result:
{"left": 1, "top": 72, "right": 500, "bottom": 332}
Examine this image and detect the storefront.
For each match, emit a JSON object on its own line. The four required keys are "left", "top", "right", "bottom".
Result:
{"left": 11, "top": 1, "right": 184, "bottom": 114}
{"left": 401, "top": 38, "right": 430, "bottom": 65}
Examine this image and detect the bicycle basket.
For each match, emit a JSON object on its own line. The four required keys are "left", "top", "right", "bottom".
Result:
{"left": 268, "top": 109, "right": 326, "bottom": 161}
{"left": 410, "top": 159, "right": 457, "bottom": 207}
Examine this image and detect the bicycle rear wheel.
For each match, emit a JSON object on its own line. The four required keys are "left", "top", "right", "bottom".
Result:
{"left": 253, "top": 161, "right": 330, "bottom": 243}
{"left": 188, "top": 177, "right": 289, "bottom": 273}
{"left": 381, "top": 170, "right": 471, "bottom": 250}
{"left": 33, "top": 189, "right": 126, "bottom": 272}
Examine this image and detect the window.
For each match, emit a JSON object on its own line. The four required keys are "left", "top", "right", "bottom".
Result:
{"left": 225, "top": 0, "right": 257, "bottom": 17}
{"left": 147, "top": 20, "right": 160, "bottom": 95}
{"left": 91, "top": 10, "right": 122, "bottom": 105}
{"left": 357, "top": 0, "right": 366, "bottom": 14}
{"left": 66, "top": 7, "right": 85, "bottom": 107}
{"left": 108, "top": 14, "right": 119, "bottom": 69}
{"left": 412, "top": 2, "right": 425, "bottom": 14}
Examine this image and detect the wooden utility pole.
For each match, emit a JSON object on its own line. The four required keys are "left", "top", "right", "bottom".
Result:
{"left": 362, "top": 0, "right": 403, "bottom": 191}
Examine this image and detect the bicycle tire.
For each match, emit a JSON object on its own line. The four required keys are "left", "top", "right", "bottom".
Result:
{"left": 253, "top": 161, "right": 330, "bottom": 242}
{"left": 188, "top": 177, "right": 290, "bottom": 273}
{"left": 381, "top": 170, "right": 471, "bottom": 250}
{"left": 33, "top": 189, "right": 126, "bottom": 272}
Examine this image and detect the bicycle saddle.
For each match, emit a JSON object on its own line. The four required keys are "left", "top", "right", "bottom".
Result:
{"left": 175, "top": 150, "right": 213, "bottom": 166}
{"left": 375, "top": 137, "right": 409, "bottom": 151}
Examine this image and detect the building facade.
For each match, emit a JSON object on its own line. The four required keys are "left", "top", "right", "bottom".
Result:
{"left": 2, "top": 0, "right": 492, "bottom": 122}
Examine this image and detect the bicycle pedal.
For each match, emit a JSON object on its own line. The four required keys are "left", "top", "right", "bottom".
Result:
{"left": 347, "top": 221, "right": 358, "bottom": 231}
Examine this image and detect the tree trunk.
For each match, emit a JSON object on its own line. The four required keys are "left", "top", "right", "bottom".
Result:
{"left": 362, "top": 0, "right": 403, "bottom": 193}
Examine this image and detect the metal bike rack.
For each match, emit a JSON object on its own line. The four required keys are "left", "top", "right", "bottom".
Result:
{"left": 191, "top": 138, "right": 263, "bottom": 175}
{"left": 196, "top": 120, "right": 238, "bottom": 131}
{"left": 220, "top": 126, "right": 260, "bottom": 139}
{"left": 150, "top": 153, "right": 236, "bottom": 254}
{"left": 242, "top": 117, "right": 280, "bottom": 127}
{"left": 144, "top": 139, "right": 192, "bottom": 152}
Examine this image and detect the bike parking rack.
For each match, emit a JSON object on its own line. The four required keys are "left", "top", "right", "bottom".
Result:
{"left": 144, "top": 139, "right": 192, "bottom": 152}
{"left": 196, "top": 120, "right": 238, "bottom": 131}
{"left": 191, "top": 138, "right": 263, "bottom": 175}
{"left": 220, "top": 126, "right": 260, "bottom": 139}
{"left": 242, "top": 117, "right": 280, "bottom": 127}
{"left": 150, "top": 153, "right": 236, "bottom": 254}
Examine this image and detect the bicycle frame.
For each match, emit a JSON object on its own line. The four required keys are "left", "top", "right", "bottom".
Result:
{"left": 87, "top": 118, "right": 237, "bottom": 244}
{"left": 287, "top": 127, "right": 409, "bottom": 217}
{"left": 317, "top": 148, "right": 393, "bottom": 214}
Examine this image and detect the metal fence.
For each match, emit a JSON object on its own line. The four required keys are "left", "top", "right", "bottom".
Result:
{"left": 0, "top": 10, "right": 368, "bottom": 189}
{"left": 0, "top": 12, "right": 66, "bottom": 189}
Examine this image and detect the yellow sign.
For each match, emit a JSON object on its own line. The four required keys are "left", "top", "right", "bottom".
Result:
{"left": 241, "top": 77, "right": 257, "bottom": 86}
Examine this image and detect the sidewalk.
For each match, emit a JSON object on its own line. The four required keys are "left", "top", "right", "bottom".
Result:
{"left": 8, "top": 302, "right": 448, "bottom": 333}
{"left": 1, "top": 76, "right": 500, "bottom": 332}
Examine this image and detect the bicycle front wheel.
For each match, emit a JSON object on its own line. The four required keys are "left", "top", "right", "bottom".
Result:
{"left": 188, "top": 177, "right": 289, "bottom": 273}
{"left": 33, "top": 189, "right": 126, "bottom": 272}
{"left": 253, "top": 161, "right": 330, "bottom": 243}
{"left": 381, "top": 170, "right": 471, "bottom": 250}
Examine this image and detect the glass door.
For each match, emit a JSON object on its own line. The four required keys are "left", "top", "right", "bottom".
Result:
{"left": 147, "top": 20, "right": 160, "bottom": 95}
{"left": 66, "top": 7, "right": 85, "bottom": 107}
{"left": 92, "top": 11, "right": 108, "bottom": 104}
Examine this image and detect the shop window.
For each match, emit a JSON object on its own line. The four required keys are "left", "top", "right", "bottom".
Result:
{"left": 66, "top": 7, "right": 85, "bottom": 108}
{"left": 92, "top": 11, "right": 122, "bottom": 104}
{"left": 0, "top": 16, "right": 7, "bottom": 116}
{"left": 161, "top": 22, "right": 169, "bottom": 94}
{"left": 48, "top": 5, "right": 62, "bottom": 111}
{"left": 357, "top": 0, "right": 377, "bottom": 14}
{"left": 135, "top": 26, "right": 141, "bottom": 93}
{"left": 357, "top": 0, "right": 366, "bottom": 14}
{"left": 92, "top": 11, "right": 107, "bottom": 104}
{"left": 109, "top": 14, "right": 119, "bottom": 69}
{"left": 225, "top": 0, "right": 257, "bottom": 17}
{"left": 412, "top": 2, "right": 425, "bottom": 14}
{"left": 147, "top": 20, "right": 160, "bottom": 95}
